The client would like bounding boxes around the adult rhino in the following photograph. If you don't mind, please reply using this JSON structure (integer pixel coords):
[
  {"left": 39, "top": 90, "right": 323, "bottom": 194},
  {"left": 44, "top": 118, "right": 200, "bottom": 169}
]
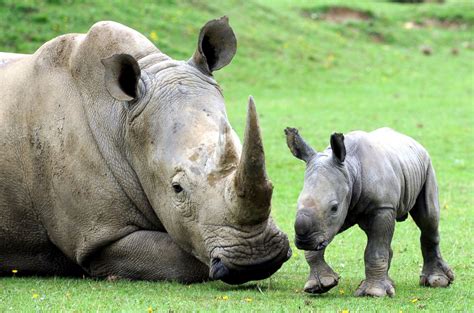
[{"left": 0, "top": 17, "right": 291, "bottom": 284}]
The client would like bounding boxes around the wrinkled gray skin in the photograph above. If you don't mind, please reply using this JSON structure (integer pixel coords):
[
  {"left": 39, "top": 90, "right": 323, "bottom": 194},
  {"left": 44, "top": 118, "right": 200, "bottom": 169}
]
[
  {"left": 285, "top": 127, "right": 454, "bottom": 297},
  {"left": 0, "top": 18, "right": 291, "bottom": 285}
]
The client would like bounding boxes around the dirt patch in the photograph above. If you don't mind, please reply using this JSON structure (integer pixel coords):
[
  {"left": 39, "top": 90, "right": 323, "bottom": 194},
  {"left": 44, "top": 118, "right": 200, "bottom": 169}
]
[
  {"left": 302, "top": 6, "right": 374, "bottom": 23},
  {"left": 404, "top": 18, "right": 468, "bottom": 30},
  {"left": 369, "top": 31, "right": 385, "bottom": 43}
]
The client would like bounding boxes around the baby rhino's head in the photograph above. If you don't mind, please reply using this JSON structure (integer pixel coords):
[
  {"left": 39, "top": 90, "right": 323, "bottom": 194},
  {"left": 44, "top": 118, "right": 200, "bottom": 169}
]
[{"left": 285, "top": 128, "right": 351, "bottom": 251}]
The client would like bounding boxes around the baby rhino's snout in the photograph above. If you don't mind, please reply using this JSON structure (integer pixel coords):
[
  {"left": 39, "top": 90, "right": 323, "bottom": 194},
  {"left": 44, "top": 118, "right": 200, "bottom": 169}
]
[
  {"left": 295, "top": 209, "right": 316, "bottom": 249},
  {"left": 295, "top": 208, "right": 329, "bottom": 251},
  {"left": 295, "top": 209, "right": 314, "bottom": 236}
]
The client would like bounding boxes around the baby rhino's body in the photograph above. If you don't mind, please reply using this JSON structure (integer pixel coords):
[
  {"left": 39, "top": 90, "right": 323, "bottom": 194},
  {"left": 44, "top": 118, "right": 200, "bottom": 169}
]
[
  {"left": 339, "top": 128, "right": 429, "bottom": 220},
  {"left": 285, "top": 127, "right": 454, "bottom": 297}
]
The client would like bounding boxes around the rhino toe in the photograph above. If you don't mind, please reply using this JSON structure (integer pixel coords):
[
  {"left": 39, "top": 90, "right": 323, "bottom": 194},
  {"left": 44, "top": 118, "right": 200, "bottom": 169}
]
[
  {"left": 303, "top": 274, "right": 339, "bottom": 294},
  {"left": 420, "top": 260, "right": 454, "bottom": 288},
  {"left": 420, "top": 272, "right": 454, "bottom": 288},
  {"left": 355, "top": 278, "right": 395, "bottom": 297}
]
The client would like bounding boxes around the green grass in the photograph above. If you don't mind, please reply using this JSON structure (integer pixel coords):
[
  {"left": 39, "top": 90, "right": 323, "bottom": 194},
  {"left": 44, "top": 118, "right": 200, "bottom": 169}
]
[{"left": 1, "top": 0, "right": 473, "bottom": 311}]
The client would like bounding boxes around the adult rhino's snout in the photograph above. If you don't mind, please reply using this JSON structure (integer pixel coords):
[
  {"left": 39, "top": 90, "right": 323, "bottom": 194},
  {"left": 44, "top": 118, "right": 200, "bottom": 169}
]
[
  {"left": 210, "top": 258, "right": 230, "bottom": 281},
  {"left": 210, "top": 244, "right": 292, "bottom": 285},
  {"left": 232, "top": 97, "right": 273, "bottom": 225}
]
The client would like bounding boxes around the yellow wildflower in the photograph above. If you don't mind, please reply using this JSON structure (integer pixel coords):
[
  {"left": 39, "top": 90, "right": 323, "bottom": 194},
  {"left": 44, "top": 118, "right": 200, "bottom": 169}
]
[
  {"left": 244, "top": 297, "right": 253, "bottom": 302},
  {"left": 339, "top": 289, "right": 345, "bottom": 295},
  {"left": 150, "top": 31, "right": 158, "bottom": 42},
  {"left": 411, "top": 298, "right": 419, "bottom": 303},
  {"left": 341, "top": 309, "right": 349, "bottom": 313},
  {"left": 147, "top": 307, "right": 153, "bottom": 313},
  {"left": 222, "top": 295, "right": 229, "bottom": 300},
  {"left": 324, "top": 53, "right": 336, "bottom": 69},
  {"left": 32, "top": 293, "right": 39, "bottom": 299},
  {"left": 12, "top": 269, "right": 18, "bottom": 274}
]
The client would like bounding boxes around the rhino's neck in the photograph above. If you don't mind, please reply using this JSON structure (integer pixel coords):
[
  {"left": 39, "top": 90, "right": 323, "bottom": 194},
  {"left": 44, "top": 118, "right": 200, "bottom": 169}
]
[
  {"left": 345, "top": 154, "right": 362, "bottom": 213},
  {"left": 80, "top": 83, "right": 164, "bottom": 230}
]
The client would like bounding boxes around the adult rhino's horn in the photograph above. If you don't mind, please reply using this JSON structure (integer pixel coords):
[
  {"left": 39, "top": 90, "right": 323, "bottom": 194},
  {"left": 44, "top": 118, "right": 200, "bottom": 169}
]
[{"left": 233, "top": 96, "right": 273, "bottom": 224}]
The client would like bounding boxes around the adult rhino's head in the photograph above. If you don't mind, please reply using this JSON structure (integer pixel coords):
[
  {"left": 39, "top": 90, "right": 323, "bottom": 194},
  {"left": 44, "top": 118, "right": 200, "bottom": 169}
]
[
  {"left": 285, "top": 128, "right": 351, "bottom": 251},
  {"left": 99, "top": 17, "right": 290, "bottom": 284}
]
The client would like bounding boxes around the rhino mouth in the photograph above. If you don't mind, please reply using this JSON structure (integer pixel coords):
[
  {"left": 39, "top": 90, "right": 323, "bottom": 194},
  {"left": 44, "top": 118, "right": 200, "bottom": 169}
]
[
  {"left": 295, "top": 233, "right": 329, "bottom": 251},
  {"left": 209, "top": 245, "right": 292, "bottom": 285}
]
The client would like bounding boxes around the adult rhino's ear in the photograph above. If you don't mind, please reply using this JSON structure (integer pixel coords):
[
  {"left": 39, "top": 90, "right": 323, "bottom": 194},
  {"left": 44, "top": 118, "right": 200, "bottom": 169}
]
[
  {"left": 189, "top": 16, "right": 237, "bottom": 75},
  {"left": 101, "top": 54, "right": 141, "bottom": 101},
  {"left": 330, "top": 132, "right": 346, "bottom": 163},
  {"left": 285, "top": 127, "right": 316, "bottom": 163}
]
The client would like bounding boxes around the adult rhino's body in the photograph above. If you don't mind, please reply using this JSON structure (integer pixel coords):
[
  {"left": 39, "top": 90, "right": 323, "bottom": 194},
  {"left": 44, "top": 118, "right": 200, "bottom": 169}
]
[{"left": 0, "top": 18, "right": 290, "bottom": 284}]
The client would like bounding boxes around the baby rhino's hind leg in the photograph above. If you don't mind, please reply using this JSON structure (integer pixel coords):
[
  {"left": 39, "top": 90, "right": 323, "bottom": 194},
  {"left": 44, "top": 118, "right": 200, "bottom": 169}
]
[{"left": 410, "top": 165, "right": 454, "bottom": 288}]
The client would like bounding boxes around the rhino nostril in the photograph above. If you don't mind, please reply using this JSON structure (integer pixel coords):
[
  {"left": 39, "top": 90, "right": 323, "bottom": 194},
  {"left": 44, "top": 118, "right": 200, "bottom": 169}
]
[
  {"left": 210, "top": 258, "right": 229, "bottom": 280},
  {"left": 315, "top": 240, "right": 329, "bottom": 251}
]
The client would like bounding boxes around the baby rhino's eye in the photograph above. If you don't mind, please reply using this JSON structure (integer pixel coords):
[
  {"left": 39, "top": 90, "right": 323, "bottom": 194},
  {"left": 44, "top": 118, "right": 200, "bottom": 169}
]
[{"left": 330, "top": 204, "right": 338, "bottom": 213}]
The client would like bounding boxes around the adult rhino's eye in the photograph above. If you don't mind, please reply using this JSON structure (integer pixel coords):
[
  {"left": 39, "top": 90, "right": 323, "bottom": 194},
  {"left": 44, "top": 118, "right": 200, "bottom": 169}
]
[
  {"left": 330, "top": 204, "right": 338, "bottom": 214},
  {"left": 172, "top": 183, "right": 183, "bottom": 194}
]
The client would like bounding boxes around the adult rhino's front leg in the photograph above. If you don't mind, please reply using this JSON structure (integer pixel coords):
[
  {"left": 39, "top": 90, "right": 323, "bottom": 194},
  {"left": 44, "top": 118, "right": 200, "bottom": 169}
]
[
  {"left": 303, "top": 249, "right": 339, "bottom": 294},
  {"left": 356, "top": 209, "right": 396, "bottom": 297},
  {"left": 86, "top": 231, "right": 209, "bottom": 283}
]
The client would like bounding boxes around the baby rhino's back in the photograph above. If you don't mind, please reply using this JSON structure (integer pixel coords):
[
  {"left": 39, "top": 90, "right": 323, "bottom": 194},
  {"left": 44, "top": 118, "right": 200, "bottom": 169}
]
[{"left": 348, "top": 128, "right": 431, "bottom": 216}]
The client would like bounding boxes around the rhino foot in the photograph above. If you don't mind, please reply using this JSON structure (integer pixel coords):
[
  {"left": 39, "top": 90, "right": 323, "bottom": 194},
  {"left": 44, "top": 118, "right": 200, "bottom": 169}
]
[
  {"left": 304, "top": 270, "right": 339, "bottom": 294},
  {"left": 355, "top": 278, "right": 395, "bottom": 297},
  {"left": 420, "top": 259, "right": 454, "bottom": 288}
]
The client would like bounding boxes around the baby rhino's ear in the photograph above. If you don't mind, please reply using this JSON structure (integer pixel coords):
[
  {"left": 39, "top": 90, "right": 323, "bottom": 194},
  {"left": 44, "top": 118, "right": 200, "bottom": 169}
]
[
  {"left": 330, "top": 132, "right": 346, "bottom": 163},
  {"left": 284, "top": 127, "right": 316, "bottom": 163}
]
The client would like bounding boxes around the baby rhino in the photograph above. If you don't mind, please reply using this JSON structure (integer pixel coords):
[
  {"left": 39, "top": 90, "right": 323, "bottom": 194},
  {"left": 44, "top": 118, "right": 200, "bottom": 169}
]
[{"left": 285, "top": 127, "right": 454, "bottom": 297}]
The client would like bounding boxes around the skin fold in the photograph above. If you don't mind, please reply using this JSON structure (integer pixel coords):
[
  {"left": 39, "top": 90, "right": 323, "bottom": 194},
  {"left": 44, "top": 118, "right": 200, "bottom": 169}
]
[
  {"left": 286, "top": 127, "right": 454, "bottom": 297},
  {"left": 0, "top": 18, "right": 291, "bottom": 285}
]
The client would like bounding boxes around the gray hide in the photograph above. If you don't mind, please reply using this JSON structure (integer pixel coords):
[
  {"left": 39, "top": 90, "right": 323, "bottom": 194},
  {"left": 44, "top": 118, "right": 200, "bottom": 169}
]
[
  {"left": 0, "top": 18, "right": 291, "bottom": 285},
  {"left": 286, "top": 127, "right": 454, "bottom": 297}
]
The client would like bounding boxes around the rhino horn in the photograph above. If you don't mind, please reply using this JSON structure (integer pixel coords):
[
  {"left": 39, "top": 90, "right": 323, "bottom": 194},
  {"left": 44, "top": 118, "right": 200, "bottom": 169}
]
[
  {"left": 233, "top": 96, "right": 273, "bottom": 224},
  {"left": 215, "top": 118, "right": 239, "bottom": 171}
]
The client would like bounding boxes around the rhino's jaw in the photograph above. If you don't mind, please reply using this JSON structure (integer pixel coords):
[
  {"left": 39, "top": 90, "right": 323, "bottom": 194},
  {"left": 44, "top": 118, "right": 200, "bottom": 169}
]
[
  {"left": 295, "top": 232, "right": 330, "bottom": 251},
  {"left": 206, "top": 221, "right": 291, "bottom": 284},
  {"left": 209, "top": 244, "right": 292, "bottom": 285}
]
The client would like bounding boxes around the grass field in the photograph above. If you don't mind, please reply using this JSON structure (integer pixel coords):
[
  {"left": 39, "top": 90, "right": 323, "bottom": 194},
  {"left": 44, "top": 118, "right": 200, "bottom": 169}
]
[{"left": 1, "top": 0, "right": 473, "bottom": 311}]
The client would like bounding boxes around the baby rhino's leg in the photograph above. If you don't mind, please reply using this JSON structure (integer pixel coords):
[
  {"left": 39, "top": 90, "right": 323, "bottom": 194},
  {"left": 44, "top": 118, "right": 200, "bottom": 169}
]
[
  {"left": 356, "top": 208, "right": 396, "bottom": 297},
  {"left": 410, "top": 165, "right": 454, "bottom": 287},
  {"left": 303, "top": 249, "right": 339, "bottom": 294}
]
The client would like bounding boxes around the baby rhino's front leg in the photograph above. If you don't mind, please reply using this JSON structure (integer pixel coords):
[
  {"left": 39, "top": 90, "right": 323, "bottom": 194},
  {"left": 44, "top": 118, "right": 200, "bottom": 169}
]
[
  {"left": 304, "top": 249, "right": 339, "bottom": 294},
  {"left": 356, "top": 209, "right": 396, "bottom": 297}
]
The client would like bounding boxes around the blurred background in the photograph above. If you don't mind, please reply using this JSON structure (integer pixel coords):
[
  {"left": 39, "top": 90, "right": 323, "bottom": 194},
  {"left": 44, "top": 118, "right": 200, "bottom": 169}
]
[{"left": 0, "top": 0, "right": 472, "bottom": 311}]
